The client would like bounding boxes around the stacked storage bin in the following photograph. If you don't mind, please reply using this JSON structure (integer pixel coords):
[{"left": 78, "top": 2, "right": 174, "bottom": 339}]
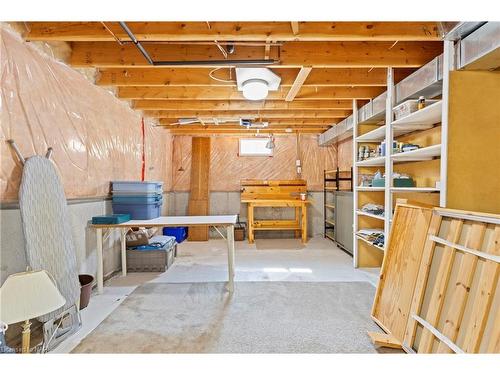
[{"left": 111, "top": 181, "right": 163, "bottom": 220}]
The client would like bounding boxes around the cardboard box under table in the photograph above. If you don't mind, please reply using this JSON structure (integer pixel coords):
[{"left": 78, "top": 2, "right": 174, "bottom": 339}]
[{"left": 240, "top": 179, "right": 310, "bottom": 244}]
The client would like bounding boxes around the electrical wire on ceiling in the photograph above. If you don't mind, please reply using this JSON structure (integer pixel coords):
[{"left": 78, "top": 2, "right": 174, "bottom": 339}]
[
  {"left": 209, "top": 67, "right": 236, "bottom": 83},
  {"left": 101, "top": 22, "right": 123, "bottom": 45}
]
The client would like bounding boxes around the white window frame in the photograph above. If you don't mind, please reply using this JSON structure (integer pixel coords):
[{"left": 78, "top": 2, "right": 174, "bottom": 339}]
[{"left": 238, "top": 138, "right": 273, "bottom": 157}]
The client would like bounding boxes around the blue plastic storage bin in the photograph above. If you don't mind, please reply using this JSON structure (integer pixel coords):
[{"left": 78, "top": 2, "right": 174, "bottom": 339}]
[
  {"left": 163, "top": 227, "right": 188, "bottom": 243},
  {"left": 112, "top": 194, "right": 162, "bottom": 204},
  {"left": 112, "top": 202, "right": 162, "bottom": 220},
  {"left": 112, "top": 181, "right": 163, "bottom": 194}
]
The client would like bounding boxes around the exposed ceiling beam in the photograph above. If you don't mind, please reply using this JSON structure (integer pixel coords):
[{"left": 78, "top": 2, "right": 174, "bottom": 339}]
[
  {"left": 118, "top": 86, "right": 385, "bottom": 100},
  {"left": 141, "top": 110, "right": 351, "bottom": 119},
  {"left": 97, "top": 67, "right": 415, "bottom": 87},
  {"left": 285, "top": 67, "right": 312, "bottom": 101},
  {"left": 26, "top": 22, "right": 441, "bottom": 42},
  {"left": 70, "top": 41, "right": 443, "bottom": 68},
  {"left": 162, "top": 128, "right": 327, "bottom": 135},
  {"left": 158, "top": 119, "right": 334, "bottom": 126},
  {"left": 132, "top": 100, "right": 361, "bottom": 111}
]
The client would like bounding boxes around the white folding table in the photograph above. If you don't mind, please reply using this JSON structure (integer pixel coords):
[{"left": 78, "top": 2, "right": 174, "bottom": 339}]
[{"left": 91, "top": 215, "right": 237, "bottom": 294}]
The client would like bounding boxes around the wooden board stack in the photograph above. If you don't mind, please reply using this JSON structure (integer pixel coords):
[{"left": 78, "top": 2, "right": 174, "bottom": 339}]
[{"left": 370, "top": 206, "right": 500, "bottom": 353}]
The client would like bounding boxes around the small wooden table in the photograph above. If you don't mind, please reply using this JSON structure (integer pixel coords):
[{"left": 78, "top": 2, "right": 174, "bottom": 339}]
[
  {"left": 91, "top": 215, "right": 237, "bottom": 294},
  {"left": 241, "top": 198, "right": 310, "bottom": 244}
]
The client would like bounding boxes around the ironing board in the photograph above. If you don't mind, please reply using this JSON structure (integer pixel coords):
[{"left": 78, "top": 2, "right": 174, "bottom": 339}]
[{"left": 19, "top": 155, "right": 80, "bottom": 322}]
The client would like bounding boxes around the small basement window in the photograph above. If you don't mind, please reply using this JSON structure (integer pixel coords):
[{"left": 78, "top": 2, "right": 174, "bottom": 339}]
[{"left": 239, "top": 138, "right": 273, "bottom": 157}]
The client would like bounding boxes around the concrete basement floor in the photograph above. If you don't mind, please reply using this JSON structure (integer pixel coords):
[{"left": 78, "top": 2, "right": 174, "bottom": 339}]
[{"left": 53, "top": 236, "right": 380, "bottom": 353}]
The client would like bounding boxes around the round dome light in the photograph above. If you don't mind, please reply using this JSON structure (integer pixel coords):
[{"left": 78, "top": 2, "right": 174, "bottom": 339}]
[{"left": 242, "top": 79, "right": 269, "bottom": 101}]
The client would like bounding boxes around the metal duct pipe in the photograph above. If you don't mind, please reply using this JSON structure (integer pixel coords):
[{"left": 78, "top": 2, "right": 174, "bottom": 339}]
[
  {"left": 153, "top": 59, "right": 277, "bottom": 66},
  {"left": 119, "top": 21, "right": 154, "bottom": 65},
  {"left": 118, "top": 21, "right": 278, "bottom": 67}
]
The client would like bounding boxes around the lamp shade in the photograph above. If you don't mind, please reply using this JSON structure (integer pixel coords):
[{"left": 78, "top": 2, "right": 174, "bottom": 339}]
[{"left": 0, "top": 270, "right": 65, "bottom": 324}]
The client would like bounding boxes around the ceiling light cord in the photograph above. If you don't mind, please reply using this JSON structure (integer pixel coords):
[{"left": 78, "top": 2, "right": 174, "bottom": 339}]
[{"left": 209, "top": 67, "right": 236, "bottom": 83}]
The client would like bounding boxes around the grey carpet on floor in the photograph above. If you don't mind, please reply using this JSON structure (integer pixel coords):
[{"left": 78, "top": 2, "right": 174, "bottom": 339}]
[{"left": 73, "top": 282, "right": 384, "bottom": 353}]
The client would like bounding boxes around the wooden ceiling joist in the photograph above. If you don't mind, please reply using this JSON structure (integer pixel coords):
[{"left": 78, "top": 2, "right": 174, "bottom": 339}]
[
  {"left": 163, "top": 128, "right": 326, "bottom": 135},
  {"left": 70, "top": 41, "right": 443, "bottom": 68},
  {"left": 132, "top": 99, "right": 359, "bottom": 111},
  {"left": 158, "top": 119, "right": 334, "bottom": 126},
  {"left": 118, "top": 86, "right": 385, "bottom": 100},
  {"left": 96, "top": 67, "right": 415, "bottom": 87},
  {"left": 141, "top": 110, "right": 351, "bottom": 119},
  {"left": 26, "top": 22, "right": 441, "bottom": 42},
  {"left": 285, "top": 66, "right": 312, "bottom": 101},
  {"left": 22, "top": 21, "right": 446, "bottom": 134}
]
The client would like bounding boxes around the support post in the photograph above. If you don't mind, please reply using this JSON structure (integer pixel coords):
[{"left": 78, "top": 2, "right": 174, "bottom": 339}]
[
  {"left": 384, "top": 67, "right": 395, "bottom": 250},
  {"left": 226, "top": 224, "right": 235, "bottom": 292},
  {"left": 352, "top": 98, "right": 359, "bottom": 267},
  {"left": 301, "top": 203, "right": 308, "bottom": 243},
  {"left": 294, "top": 206, "right": 300, "bottom": 238},
  {"left": 120, "top": 228, "right": 127, "bottom": 277},
  {"left": 440, "top": 39, "right": 455, "bottom": 208},
  {"left": 247, "top": 204, "right": 254, "bottom": 243},
  {"left": 96, "top": 228, "right": 104, "bottom": 294}
]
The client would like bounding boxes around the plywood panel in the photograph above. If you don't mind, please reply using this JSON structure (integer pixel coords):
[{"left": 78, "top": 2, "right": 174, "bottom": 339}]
[
  {"left": 371, "top": 204, "right": 433, "bottom": 344},
  {"left": 357, "top": 240, "right": 384, "bottom": 267},
  {"left": 171, "top": 135, "right": 336, "bottom": 192},
  {"left": 187, "top": 137, "right": 210, "bottom": 241},
  {"left": 447, "top": 71, "right": 500, "bottom": 214}
]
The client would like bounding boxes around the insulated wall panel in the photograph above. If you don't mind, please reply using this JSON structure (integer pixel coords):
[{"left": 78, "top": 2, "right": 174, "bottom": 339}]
[{"left": 0, "top": 27, "right": 172, "bottom": 201}]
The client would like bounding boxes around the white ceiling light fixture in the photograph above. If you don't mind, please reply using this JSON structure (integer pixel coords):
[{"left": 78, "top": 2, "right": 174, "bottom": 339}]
[
  {"left": 236, "top": 68, "right": 281, "bottom": 101},
  {"left": 241, "top": 79, "right": 269, "bottom": 101}
]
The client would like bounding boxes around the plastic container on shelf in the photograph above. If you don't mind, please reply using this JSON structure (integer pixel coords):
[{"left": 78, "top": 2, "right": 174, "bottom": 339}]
[
  {"left": 91, "top": 213, "right": 131, "bottom": 224},
  {"left": 393, "top": 99, "right": 439, "bottom": 120},
  {"left": 163, "top": 227, "right": 188, "bottom": 243},
  {"left": 112, "top": 194, "right": 163, "bottom": 204},
  {"left": 112, "top": 201, "right": 162, "bottom": 220},
  {"left": 111, "top": 181, "right": 163, "bottom": 194}
]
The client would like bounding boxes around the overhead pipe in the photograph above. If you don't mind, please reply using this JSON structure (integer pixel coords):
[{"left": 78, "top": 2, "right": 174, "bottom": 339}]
[
  {"left": 118, "top": 21, "right": 278, "bottom": 67},
  {"left": 119, "top": 21, "right": 154, "bottom": 65}
]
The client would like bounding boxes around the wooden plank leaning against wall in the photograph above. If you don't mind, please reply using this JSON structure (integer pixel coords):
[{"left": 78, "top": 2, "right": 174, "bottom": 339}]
[{"left": 187, "top": 137, "right": 211, "bottom": 241}]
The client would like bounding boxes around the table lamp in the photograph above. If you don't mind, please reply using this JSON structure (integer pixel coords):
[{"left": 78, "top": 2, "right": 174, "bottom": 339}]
[{"left": 0, "top": 270, "right": 65, "bottom": 353}]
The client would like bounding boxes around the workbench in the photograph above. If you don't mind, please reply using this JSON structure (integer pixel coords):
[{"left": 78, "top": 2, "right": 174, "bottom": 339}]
[
  {"left": 91, "top": 215, "right": 237, "bottom": 294},
  {"left": 241, "top": 199, "right": 310, "bottom": 243},
  {"left": 240, "top": 179, "right": 310, "bottom": 244}
]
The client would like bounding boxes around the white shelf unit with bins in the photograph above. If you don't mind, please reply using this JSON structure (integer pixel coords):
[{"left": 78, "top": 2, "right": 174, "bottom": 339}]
[{"left": 352, "top": 41, "right": 454, "bottom": 268}]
